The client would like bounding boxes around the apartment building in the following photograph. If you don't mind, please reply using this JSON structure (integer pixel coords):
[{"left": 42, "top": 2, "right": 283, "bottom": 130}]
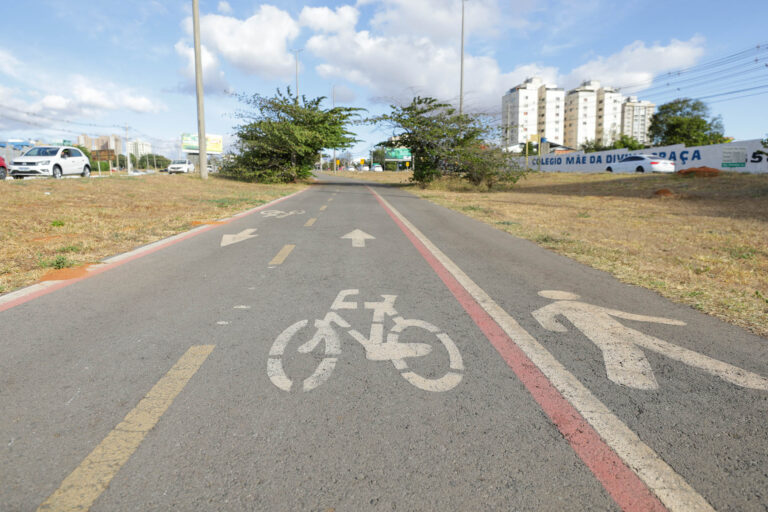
[
  {"left": 501, "top": 77, "right": 542, "bottom": 147},
  {"left": 596, "top": 87, "right": 623, "bottom": 146},
  {"left": 564, "top": 80, "right": 600, "bottom": 149},
  {"left": 537, "top": 84, "right": 565, "bottom": 145},
  {"left": 94, "top": 135, "right": 122, "bottom": 154},
  {"left": 76, "top": 134, "right": 95, "bottom": 150},
  {"left": 622, "top": 97, "right": 655, "bottom": 145},
  {"left": 127, "top": 139, "right": 152, "bottom": 158}
]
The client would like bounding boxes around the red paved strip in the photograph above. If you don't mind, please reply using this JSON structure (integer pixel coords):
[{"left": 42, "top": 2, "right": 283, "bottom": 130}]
[
  {"left": 0, "top": 190, "right": 306, "bottom": 313},
  {"left": 371, "top": 188, "right": 667, "bottom": 512}
]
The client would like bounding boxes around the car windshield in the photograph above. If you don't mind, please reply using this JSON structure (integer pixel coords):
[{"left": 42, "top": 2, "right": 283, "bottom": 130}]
[
  {"left": 24, "top": 147, "right": 59, "bottom": 157},
  {"left": 171, "top": 160, "right": 186, "bottom": 164}
]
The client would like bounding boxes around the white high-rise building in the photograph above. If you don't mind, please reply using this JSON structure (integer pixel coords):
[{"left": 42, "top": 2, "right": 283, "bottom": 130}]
[
  {"left": 127, "top": 139, "right": 152, "bottom": 158},
  {"left": 564, "top": 80, "right": 600, "bottom": 149},
  {"left": 502, "top": 77, "right": 543, "bottom": 148},
  {"left": 622, "top": 97, "right": 655, "bottom": 145},
  {"left": 537, "top": 84, "right": 565, "bottom": 145},
  {"left": 596, "top": 87, "right": 623, "bottom": 146}
]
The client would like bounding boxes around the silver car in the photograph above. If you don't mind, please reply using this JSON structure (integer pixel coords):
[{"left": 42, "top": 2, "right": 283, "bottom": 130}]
[{"left": 9, "top": 146, "right": 91, "bottom": 179}]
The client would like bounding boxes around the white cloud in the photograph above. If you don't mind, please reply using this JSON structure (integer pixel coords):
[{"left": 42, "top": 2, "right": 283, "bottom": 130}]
[
  {"left": 217, "top": 1, "right": 232, "bottom": 14},
  {"left": 182, "top": 6, "right": 300, "bottom": 79},
  {"left": 299, "top": 5, "right": 359, "bottom": 33},
  {"left": 0, "top": 48, "right": 22, "bottom": 79},
  {"left": 565, "top": 37, "right": 706, "bottom": 91},
  {"left": 174, "top": 41, "right": 230, "bottom": 95}
]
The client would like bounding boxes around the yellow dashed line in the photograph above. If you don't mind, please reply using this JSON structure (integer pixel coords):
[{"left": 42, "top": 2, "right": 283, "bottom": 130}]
[
  {"left": 319, "top": 205, "right": 327, "bottom": 211},
  {"left": 269, "top": 244, "right": 295, "bottom": 265},
  {"left": 37, "top": 345, "right": 215, "bottom": 512},
  {"left": 304, "top": 218, "right": 317, "bottom": 227}
]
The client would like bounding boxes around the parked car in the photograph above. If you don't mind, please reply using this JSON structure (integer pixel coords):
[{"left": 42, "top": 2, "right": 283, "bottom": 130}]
[
  {"left": 9, "top": 146, "right": 90, "bottom": 179},
  {"left": 606, "top": 154, "right": 675, "bottom": 173},
  {"left": 168, "top": 159, "right": 194, "bottom": 173},
  {"left": 372, "top": 164, "right": 383, "bottom": 172},
  {"left": 0, "top": 156, "right": 6, "bottom": 179}
]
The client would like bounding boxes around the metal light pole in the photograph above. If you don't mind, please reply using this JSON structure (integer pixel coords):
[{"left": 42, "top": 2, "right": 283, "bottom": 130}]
[
  {"left": 459, "top": 0, "right": 465, "bottom": 116},
  {"left": 192, "top": 0, "right": 208, "bottom": 179},
  {"left": 293, "top": 49, "right": 304, "bottom": 103}
]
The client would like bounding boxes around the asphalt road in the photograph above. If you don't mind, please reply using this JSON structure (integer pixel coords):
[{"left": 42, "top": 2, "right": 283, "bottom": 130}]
[{"left": 2, "top": 174, "right": 767, "bottom": 511}]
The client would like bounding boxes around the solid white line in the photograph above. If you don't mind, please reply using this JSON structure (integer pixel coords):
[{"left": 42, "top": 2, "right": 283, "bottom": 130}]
[{"left": 369, "top": 188, "right": 713, "bottom": 512}]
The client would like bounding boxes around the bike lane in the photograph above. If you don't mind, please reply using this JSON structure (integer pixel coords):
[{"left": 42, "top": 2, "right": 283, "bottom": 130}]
[
  {"left": 34, "top": 178, "right": 622, "bottom": 511},
  {"left": 371, "top": 179, "right": 768, "bottom": 511}
]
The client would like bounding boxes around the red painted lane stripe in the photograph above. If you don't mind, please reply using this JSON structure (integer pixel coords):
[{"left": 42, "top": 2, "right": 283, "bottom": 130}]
[
  {"left": 371, "top": 189, "right": 666, "bottom": 512},
  {"left": 0, "top": 190, "right": 306, "bottom": 313}
]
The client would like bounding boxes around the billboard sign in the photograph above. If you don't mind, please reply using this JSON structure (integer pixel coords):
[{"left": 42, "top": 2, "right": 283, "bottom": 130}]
[
  {"left": 385, "top": 148, "right": 412, "bottom": 160},
  {"left": 181, "top": 133, "right": 224, "bottom": 154}
]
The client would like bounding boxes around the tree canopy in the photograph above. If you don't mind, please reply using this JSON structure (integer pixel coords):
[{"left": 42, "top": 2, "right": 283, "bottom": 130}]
[
  {"left": 223, "top": 88, "right": 361, "bottom": 182},
  {"left": 372, "top": 96, "right": 523, "bottom": 188},
  {"left": 648, "top": 98, "right": 726, "bottom": 146}
]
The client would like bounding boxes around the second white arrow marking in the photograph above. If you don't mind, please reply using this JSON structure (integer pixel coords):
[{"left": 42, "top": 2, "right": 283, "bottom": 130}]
[
  {"left": 221, "top": 228, "right": 258, "bottom": 247},
  {"left": 341, "top": 229, "right": 375, "bottom": 248}
]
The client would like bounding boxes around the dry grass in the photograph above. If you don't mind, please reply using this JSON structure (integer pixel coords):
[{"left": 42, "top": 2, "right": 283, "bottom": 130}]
[
  {"left": 0, "top": 174, "right": 305, "bottom": 294},
  {"left": 336, "top": 170, "right": 768, "bottom": 337}
]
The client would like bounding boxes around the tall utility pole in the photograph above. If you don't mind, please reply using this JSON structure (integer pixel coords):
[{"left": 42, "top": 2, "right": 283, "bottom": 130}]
[
  {"left": 124, "top": 124, "right": 131, "bottom": 174},
  {"left": 459, "top": 0, "right": 465, "bottom": 116},
  {"left": 192, "top": 0, "right": 208, "bottom": 179},
  {"left": 332, "top": 85, "right": 337, "bottom": 172},
  {"left": 292, "top": 49, "right": 304, "bottom": 103}
]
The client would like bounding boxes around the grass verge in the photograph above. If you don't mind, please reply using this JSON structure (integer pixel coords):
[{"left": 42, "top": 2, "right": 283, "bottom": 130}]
[
  {"left": 331, "top": 170, "right": 768, "bottom": 337},
  {"left": 0, "top": 174, "right": 306, "bottom": 293}
]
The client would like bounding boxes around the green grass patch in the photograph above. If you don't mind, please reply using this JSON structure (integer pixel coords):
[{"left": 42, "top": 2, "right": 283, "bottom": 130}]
[
  {"left": 51, "top": 220, "right": 65, "bottom": 227},
  {"left": 39, "top": 255, "right": 76, "bottom": 269},
  {"left": 56, "top": 244, "right": 83, "bottom": 254},
  {"left": 725, "top": 246, "right": 758, "bottom": 260}
]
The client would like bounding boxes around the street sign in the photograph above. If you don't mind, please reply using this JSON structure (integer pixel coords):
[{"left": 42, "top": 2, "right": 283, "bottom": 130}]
[
  {"left": 385, "top": 148, "right": 412, "bottom": 161},
  {"left": 92, "top": 149, "right": 116, "bottom": 161}
]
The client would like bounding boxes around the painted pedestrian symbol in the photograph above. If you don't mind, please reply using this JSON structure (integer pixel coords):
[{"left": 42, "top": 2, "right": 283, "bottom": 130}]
[
  {"left": 267, "top": 289, "right": 464, "bottom": 393},
  {"left": 532, "top": 290, "right": 768, "bottom": 391}
]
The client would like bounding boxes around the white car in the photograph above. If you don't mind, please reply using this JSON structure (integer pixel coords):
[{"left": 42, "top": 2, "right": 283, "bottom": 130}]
[
  {"left": 9, "top": 146, "right": 90, "bottom": 179},
  {"left": 168, "top": 159, "right": 194, "bottom": 173},
  {"left": 372, "top": 164, "right": 383, "bottom": 172},
  {"left": 606, "top": 154, "right": 675, "bottom": 173}
]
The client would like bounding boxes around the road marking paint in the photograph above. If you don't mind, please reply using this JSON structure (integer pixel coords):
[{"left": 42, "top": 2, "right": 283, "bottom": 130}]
[
  {"left": 533, "top": 291, "right": 768, "bottom": 391},
  {"left": 304, "top": 218, "right": 317, "bottom": 227},
  {"left": 319, "top": 205, "right": 327, "bottom": 211},
  {"left": 369, "top": 187, "right": 712, "bottom": 512},
  {"left": 234, "top": 305, "right": 251, "bottom": 310},
  {"left": 341, "top": 229, "right": 375, "bottom": 248},
  {"left": 221, "top": 228, "right": 258, "bottom": 247},
  {"left": 0, "top": 189, "right": 307, "bottom": 313},
  {"left": 217, "top": 321, "right": 230, "bottom": 325},
  {"left": 269, "top": 244, "right": 295, "bottom": 266},
  {"left": 37, "top": 345, "right": 215, "bottom": 512},
  {"left": 327, "top": 197, "right": 334, "bottom": 202}
]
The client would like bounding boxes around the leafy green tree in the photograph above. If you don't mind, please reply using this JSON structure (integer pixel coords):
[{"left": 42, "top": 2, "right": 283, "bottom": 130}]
[
  {"left": 372, "top": 147, "right": 387, "bottom": 166},
  {"left": 611, "top": 134, "right": 644, "bottom": 150},
  {"left": 138, "top": 154, "right": 170, "bottom": 169},
  {"left": 649, "top": 98, "right": 726, "bottom": 146},
  {"left": 580, "top": 139, "right": 609, "bottom": 153},
  {"left": 372, "top": 96, "right": 521, "bottom": 187},
  {"left": 224, "top": 88, "right": 361, "bottom": 183}
]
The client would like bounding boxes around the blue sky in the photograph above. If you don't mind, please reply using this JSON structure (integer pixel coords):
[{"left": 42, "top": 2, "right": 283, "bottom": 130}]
[{"left": 0, "top": 0, "right": 766, "bottom": 158}]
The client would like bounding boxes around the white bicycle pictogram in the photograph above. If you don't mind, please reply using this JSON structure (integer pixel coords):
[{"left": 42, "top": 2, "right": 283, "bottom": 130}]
[
  {"left": 267, "top": 289, "right": 464, "bottom": 393},
  {"left": 260, "top": 209, "right": 305, "bottom": 218}
]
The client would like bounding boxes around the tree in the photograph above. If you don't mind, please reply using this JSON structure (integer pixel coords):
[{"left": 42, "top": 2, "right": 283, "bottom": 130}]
[
  {"left": 224, "top": 88, "right": 361, "bottom": 183},
  {"left": 371, "top": 96, "right": 523, "bottom": 187},
  {"left": 372, "top": 147, "right": 387, "bottom": 167},
  {"left": 138, "top": 154, "right": 170, "bottom": 169},
  {"left": 580, "top": 139, "right": 608, "bottom": 153},
  {"left": 648, "top": 98, "right": 726, "bottom": 146},
  {"left": 611, "top": 134, "right": 644, "bottom": 150}
]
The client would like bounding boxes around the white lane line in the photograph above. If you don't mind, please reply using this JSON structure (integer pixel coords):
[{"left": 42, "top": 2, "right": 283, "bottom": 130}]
[{"left": 369, "top": 187, "right": 713, "bottom": 512}]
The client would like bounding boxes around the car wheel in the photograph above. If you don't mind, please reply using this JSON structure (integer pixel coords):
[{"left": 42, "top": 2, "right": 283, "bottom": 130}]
[
  {"left": 82, "top": 165, "right": 91, "bottom": 178},
  {"left": 52, "top": 165, "right": 63, "bottom": 179},
  {"left": 635, "top": 166, "right": 645, "bottom": 173},
  {"left": 13, "top": 176, "right": 23, "bottom": 179},
  {"left": 606, "top": 166, "right": 613, "bottom": 172},
  {"left": 0, "top": 167, "right": 6, "bottom": 179}
]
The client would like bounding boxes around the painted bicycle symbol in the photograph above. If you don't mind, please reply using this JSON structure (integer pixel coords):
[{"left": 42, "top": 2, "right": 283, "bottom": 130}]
[
  {"left": 260, "top": 209, "right": 305, "bottom": 218},
  {"left": 267, "top": 289, "right": 464, "bottom": 392}
]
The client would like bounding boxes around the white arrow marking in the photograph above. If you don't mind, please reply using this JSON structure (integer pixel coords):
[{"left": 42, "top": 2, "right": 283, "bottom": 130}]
[
  {"left": 220, "top": 228, "right": 258, "bottom": 247},
  {"left": 341, "top": 229, "right": 375, "bottom": 248}
]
